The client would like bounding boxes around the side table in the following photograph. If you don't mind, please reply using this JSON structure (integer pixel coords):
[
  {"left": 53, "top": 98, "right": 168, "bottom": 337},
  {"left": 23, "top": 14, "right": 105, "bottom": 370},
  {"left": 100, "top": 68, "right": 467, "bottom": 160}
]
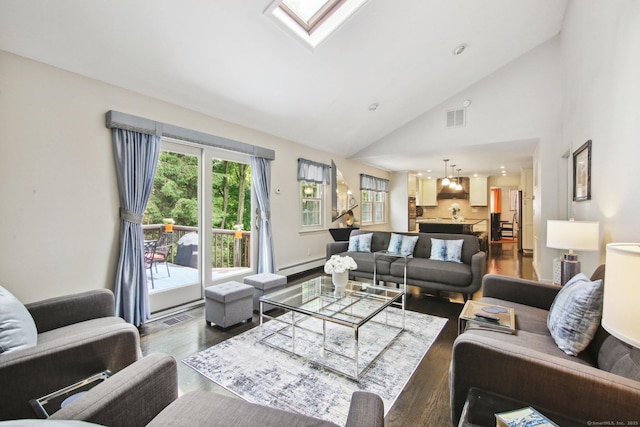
[{"left": 459, "top": 387, "right": 585, "bottom": 427}]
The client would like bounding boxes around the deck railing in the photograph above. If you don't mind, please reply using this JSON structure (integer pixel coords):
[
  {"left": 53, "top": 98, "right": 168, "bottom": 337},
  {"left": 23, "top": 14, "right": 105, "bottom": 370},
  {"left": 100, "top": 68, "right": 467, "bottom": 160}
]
[{"left": 142, "top": 224, "right": 251, "bottom": 268}]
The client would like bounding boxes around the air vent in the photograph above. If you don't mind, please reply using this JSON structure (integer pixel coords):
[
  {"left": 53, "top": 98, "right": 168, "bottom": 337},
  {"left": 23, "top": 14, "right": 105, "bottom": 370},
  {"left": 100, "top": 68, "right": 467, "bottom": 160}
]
[{"left": 446, "top": 108, "right": 466, "bottom": 128}]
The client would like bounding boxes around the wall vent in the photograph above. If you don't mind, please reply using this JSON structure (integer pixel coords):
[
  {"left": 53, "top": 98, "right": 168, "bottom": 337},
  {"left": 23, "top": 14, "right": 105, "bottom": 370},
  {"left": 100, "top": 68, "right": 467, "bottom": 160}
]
[{"left": 446, "top": 108, "right": 466, "bottom": 128}]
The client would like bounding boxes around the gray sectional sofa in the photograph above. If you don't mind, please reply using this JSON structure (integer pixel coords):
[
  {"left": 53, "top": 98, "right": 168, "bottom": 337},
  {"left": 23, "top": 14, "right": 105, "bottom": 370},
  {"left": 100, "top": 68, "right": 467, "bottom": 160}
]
[
  {"left": 326, "top": 229, "right": 486, "bottom": 300},
  {"left": 450, "top": 266, "right": 640, "bottom": 424}
]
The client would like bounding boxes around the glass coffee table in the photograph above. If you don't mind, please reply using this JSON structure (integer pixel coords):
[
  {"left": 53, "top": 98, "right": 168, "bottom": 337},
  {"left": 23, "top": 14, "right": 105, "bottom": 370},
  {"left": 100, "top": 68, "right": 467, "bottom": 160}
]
[{"left": 259, "top": 275, "right": 405, "bottom": 381}]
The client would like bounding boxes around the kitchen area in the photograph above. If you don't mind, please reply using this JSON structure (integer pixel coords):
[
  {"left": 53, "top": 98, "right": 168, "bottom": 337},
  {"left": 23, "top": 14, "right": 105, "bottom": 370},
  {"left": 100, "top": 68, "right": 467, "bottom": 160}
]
[{"left": 407, "top": 171, "right": 534, "bottom": 254}]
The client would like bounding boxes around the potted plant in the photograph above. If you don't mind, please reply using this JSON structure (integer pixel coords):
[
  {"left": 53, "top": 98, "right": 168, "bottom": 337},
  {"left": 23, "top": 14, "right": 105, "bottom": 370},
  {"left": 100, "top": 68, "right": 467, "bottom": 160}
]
[{"left": 163, "top": 218, "right": 175, "bottom": 232}]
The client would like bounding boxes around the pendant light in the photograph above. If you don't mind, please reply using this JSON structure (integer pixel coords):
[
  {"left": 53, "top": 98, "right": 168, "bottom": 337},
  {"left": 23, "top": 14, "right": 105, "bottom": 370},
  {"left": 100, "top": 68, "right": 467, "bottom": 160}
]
[
  {"left": 449, "top": 164, "right": 457, "bottom": 189},
  {"left": 442, "top": 159, "right": 450, "bottom": 187},
  {"left": 456, "top": 169, "right": 463, "bottom": 191}
]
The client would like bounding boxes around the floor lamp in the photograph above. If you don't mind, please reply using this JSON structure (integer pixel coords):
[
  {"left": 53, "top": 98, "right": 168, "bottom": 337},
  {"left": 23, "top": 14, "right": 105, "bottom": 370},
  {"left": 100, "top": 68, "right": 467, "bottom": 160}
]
[
  {"left": 603, "top": 243, "right": 640, "bottom": 348},
  {"left": 546, "top": 219, "right": 599, "bottom": 285}
]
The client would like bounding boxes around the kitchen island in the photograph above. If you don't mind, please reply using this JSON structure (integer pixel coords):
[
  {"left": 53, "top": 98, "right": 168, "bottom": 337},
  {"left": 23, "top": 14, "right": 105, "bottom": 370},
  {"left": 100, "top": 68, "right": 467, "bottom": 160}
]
[{"left": 417, "top": 218, "right": 485, "bottom": 235}]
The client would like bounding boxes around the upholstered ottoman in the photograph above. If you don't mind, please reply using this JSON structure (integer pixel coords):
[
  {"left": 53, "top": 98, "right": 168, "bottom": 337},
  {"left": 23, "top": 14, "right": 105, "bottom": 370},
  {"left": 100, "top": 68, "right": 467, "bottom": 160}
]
[
  {"left": 243, "top": 273, "right": 287, "bottom": 311},
  {"left": 204, "top": 281, "right": 253, "bottom": 328}
]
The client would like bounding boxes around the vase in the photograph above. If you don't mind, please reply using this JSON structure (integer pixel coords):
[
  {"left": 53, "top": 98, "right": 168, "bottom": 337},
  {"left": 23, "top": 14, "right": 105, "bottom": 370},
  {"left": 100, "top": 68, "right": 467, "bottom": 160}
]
[
  {"left": 332, "top": 270, "right": 349, "bottom": 295},
  {"left": 452, "top": 215, "right": 459, "bottom": 222}
]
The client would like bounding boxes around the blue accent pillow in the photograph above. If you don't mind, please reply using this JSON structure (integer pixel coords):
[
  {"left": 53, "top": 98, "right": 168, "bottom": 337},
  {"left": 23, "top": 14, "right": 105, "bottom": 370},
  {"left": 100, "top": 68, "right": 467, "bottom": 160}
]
[
  {"left": 0, "top": 286, "right": 37, "bottom": 355},
  {"left": 429, "top": 238, "right": 464, "bottom": 263},
  {"left": 547, "top": 273, "right": 604, "bottom": 356},
  {"left": 387, "top": 233, "right": 419, "bottom": 257},
  {"left": 348, "top": 233, "right": 373, "bottom": 252}
]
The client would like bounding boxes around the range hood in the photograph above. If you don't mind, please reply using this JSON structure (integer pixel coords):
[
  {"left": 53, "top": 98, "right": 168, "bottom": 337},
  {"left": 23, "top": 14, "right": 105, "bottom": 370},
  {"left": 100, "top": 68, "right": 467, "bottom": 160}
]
[{"left": 437, "top": 177, "right": 469, "bottom": 200}]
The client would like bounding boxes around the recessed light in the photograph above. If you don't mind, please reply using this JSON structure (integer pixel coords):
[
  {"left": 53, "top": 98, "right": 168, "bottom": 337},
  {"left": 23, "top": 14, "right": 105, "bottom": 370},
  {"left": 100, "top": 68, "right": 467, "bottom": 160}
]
[
  {"left": 462, "top": 99, "right": 471, "bottom": 107},
  {"left": 368, "top": 103, "right": 379, "bottom": 111},
  {"left": 453, "top": 44, "right": 467, "bottom": 55}
]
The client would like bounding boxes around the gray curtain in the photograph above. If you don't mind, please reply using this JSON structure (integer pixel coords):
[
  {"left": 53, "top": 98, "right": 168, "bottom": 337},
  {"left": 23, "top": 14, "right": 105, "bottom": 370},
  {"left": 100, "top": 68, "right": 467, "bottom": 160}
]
[
  {"left": 297, "top": 158, "right": 330, "bottom": 183},
  {"left": 112, "top": 128, "right": 161, "bottom": 326},
  {"left": 251, "top": 156, "right": 276, "bottom": 273},
  {"left": 360, "top": 173, "right": 389, "bottom": 192}
]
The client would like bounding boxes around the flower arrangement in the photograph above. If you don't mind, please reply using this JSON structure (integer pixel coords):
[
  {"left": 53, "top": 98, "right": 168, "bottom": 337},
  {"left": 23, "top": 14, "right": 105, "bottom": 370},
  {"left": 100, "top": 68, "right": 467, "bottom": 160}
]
[
  {"left": 449, "top": 203, "right": 462, "bottom": 220},
  {"left": 324, "top": 255, "right": 357, "bottom": 274},
  {"left": 163, "top": 218, "right": 175, "bottom": 225}
]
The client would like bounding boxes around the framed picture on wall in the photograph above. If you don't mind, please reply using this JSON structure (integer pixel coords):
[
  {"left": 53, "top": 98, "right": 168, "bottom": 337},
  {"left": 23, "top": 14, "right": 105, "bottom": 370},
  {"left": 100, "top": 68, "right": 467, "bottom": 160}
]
[{"left": 573, "top": 140, "right": 592, "bottom": 202}]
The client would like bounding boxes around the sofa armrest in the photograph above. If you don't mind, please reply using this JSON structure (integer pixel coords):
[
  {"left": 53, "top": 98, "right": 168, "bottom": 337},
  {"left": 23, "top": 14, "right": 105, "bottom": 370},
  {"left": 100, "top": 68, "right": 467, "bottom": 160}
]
[
  {"left": 481, "top": 274, "right": 560, "bottom": 310},
  {"left": 0, "top": 321, "right": 141, "bottom": 420},
  {"left": 26, "top": 289, "right": 116, "bottom": 333},
  {"left": 469, "top": 251, "right": 487, "bottom": 293},
  {"left": 450, "top": 332, "right": 640, "bottom": 425},
  {"left": 345, "top": 391, "right": 384, "bottom": 427},
  {"left": 326, "top": 241, "right": 349, "bottom": 260},
  {"left": 51, "top": 353, "right": 177, "bottom": 426}
]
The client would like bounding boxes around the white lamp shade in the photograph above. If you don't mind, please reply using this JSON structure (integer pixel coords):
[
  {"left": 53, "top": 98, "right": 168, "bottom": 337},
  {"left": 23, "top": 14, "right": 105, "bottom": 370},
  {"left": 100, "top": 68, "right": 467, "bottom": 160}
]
[
  {"left": 546, "top": 220, "right": 599, "bottom": 251},
  {"left": 603, "top": 243, "right": 640, "bottom": 348}
]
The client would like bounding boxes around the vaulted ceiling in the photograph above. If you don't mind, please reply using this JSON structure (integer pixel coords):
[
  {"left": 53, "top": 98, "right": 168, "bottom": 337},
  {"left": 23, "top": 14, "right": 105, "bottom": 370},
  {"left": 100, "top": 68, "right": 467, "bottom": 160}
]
[{"left": 0, "top": 0, "right": 567, "bottom": 176}]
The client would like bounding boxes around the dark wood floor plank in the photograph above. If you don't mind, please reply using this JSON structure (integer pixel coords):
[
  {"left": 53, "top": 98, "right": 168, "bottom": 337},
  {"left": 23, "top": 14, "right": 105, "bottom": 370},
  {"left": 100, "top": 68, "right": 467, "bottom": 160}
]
[{"left": 139, "top": 243, "right": 533, "bottom": 425}]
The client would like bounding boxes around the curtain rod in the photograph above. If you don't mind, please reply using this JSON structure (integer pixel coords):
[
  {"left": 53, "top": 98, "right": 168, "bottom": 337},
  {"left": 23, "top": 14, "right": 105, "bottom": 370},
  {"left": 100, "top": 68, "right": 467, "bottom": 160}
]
[{"left": 106, "top": 110, "right": 275, "bottom": 160}]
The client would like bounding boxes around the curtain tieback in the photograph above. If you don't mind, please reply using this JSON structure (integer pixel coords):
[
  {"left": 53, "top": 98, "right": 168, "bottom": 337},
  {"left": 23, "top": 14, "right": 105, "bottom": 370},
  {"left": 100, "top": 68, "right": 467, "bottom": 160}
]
[
  {"left": 260, "top": 210, "right": 270, "bottom": 220},
  {"left": 120, "top": 207, "right": 143, "bottom": 224}
]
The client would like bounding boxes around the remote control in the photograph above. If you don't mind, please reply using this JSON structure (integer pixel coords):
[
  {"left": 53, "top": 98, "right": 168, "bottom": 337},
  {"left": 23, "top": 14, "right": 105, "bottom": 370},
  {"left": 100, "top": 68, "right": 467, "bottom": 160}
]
[{"left": 475, "top": 312, "right": 500, "bottom": 322}]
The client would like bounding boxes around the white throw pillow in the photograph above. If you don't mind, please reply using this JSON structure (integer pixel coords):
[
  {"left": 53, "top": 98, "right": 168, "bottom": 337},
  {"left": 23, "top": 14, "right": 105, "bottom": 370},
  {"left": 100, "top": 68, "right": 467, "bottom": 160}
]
[
  {"left": 0, "top": 286, "right": 38, "bottom": 355},
  {"left": 429, "top": 238, "right": 464, "bottom": 263},
  {"left": 348, "top": 233, "right": 373, "bottom": 252},
  {"left": 387, "top": 233, "right": 419, "bottom": 257}
]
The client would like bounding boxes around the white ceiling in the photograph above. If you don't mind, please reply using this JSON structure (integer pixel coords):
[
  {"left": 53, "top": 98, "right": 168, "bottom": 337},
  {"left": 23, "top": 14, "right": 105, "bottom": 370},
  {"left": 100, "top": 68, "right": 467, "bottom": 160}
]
[{"left": 0, "top": 0, "right": 567, "bottom": 177}]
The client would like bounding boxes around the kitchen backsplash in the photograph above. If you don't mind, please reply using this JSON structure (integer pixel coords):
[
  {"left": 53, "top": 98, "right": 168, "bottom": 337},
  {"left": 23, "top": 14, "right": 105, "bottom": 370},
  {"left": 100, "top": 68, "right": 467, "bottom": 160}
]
[{"left": 418, "top": 199, "right": 489, "bottom": 220}]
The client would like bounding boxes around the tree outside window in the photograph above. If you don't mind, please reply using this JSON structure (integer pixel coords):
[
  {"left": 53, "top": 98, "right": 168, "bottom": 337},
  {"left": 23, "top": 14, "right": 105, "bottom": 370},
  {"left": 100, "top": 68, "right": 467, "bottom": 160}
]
[{"left": 301, "top": 181, "right": 323, "bottom": 227}]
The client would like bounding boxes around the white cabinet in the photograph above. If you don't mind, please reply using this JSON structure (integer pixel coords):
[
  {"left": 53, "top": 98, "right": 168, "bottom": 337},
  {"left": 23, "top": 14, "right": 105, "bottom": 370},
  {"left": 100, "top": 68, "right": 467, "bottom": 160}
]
[
  {"left": 408, "top": 174, "right": 417, "bottom": 197},
  {"left": 469, "top": 176, "right": 488, "bottom": 206},
  {"left": 418, "top": 178, "right": 437, "bottom": 206}
]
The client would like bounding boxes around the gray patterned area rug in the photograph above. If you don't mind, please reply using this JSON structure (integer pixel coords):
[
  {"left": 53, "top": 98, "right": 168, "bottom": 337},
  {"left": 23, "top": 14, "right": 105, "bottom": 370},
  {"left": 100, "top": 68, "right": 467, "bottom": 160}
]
[{"left": 183, "top": 307, "right": 447, "bottom": 426}]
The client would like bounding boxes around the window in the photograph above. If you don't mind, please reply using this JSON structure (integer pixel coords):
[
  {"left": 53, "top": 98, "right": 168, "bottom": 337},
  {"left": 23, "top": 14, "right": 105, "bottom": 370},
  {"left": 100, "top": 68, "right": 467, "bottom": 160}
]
[
  {"left": 301, "top": 181, "right": 323, "bottom": 227},
  {"left": 360, "top": 173, "right": 388, "bottom": 226},
  {"left": 266, "top": 0, "right": 369, "bottom": 49}
]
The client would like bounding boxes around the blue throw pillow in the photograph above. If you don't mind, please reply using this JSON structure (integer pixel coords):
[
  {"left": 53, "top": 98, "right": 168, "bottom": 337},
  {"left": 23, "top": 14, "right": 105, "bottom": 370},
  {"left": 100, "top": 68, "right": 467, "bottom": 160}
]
[
  {"left": 348, "top": 233, "right": 373, "bottom": 252},
  {"left": 547, "top": 273, "right": 604, "bottom": 356},
  {"left": 387, "top": 233, "right": 419, "bottom": 257},
  {"left": 429, "top": 238, "right": 464, "bottom": 263},
  {"left": 0, "top": 286, "right": 37, "bottom": 355}
]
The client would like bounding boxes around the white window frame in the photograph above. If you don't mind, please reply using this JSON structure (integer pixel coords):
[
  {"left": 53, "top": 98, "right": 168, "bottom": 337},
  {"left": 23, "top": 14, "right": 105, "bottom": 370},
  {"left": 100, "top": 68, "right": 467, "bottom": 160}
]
[
  {"left": 300, "top": 180, "right": 324, "bottom": 230},
  {"left": 360, "top": 189, "right": 386, "bottom": 226}
]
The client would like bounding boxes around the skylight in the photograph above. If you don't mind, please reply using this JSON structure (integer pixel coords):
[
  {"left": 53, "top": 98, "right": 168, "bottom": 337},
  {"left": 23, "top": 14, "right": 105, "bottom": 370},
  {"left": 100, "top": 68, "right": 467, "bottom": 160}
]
[
  {"left": 266, "top": 0, "right": 369, "bottom": 49},
  {"left": 279, "top": 0, "right": 345, "bottom": 34}
]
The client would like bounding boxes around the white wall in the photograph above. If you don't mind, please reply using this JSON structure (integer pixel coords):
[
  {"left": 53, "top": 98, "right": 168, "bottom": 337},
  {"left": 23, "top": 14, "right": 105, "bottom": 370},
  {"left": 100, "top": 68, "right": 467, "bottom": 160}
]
[
  {"left": 558, "top": 0, "right": 640, "bottom": 276},
  {"left": 0, "top": 50, "right": 388, "bottom": 303}
]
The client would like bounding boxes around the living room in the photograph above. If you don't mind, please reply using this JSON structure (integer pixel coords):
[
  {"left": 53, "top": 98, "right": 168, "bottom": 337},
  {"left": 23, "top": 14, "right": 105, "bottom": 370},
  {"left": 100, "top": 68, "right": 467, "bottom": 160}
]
[{"left": 1, "top": 0, "right": 639, "bottom": 425}]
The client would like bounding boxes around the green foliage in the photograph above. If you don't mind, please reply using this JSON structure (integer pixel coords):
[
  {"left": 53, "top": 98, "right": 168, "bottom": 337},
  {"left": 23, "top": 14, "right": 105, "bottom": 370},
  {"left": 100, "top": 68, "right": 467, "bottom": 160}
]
[{"left": 145, "top": 151, "right": 251, "bottom": 231}]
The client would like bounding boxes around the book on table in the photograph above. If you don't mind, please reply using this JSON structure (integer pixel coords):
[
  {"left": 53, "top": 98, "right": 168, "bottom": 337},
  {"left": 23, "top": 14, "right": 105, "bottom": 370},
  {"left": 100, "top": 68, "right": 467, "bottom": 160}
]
[{"left": 495, "top": 406, "right": 560, "bottom": 427}]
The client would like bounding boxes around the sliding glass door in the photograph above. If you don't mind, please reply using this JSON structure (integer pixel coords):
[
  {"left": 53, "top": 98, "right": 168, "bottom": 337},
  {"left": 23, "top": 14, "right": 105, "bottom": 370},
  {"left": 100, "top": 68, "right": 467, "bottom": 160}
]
[{"left": 145, "top": 140, "right": 252, "bottom": 314}]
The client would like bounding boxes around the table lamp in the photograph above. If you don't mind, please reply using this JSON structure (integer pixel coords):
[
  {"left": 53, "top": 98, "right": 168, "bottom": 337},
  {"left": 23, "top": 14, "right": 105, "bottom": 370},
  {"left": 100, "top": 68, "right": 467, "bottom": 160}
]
[
  {"left": 603, "top": 243, "right": 640, "bottom": 348},
  {"left": 546, "top": 219, "right": 599, "bottom": 285}
]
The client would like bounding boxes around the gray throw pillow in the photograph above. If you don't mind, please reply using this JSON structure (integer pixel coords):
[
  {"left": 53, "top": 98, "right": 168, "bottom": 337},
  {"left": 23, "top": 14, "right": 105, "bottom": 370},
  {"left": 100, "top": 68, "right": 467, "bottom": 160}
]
[
  {"left": 547, "top": 273, "right": 604, "bottom": 356},
  {"left": 0, "top": 285, "right": 38, "bottom": 355}
]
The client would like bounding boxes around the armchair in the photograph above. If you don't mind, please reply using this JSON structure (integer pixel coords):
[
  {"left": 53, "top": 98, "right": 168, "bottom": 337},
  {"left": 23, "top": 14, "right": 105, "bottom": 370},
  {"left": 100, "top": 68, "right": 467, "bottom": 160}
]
[
  {"left": 0, "top": 289, "right": 141, "bottom": 420},
  {"left": 50, "top": 353, "right": 385, "bottom": 427}
]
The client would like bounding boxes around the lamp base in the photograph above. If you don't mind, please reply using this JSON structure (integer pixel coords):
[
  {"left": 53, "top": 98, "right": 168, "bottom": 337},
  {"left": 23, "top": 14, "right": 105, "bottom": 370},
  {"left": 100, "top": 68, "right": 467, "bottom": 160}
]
[{"left": 560, "top": 254, "right": 580, "bottom": 286}]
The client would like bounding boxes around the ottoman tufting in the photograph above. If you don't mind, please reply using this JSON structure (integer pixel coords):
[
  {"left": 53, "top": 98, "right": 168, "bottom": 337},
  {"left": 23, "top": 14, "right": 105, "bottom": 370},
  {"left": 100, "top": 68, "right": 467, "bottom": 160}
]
[{"left": 205, "top": 281, "right": 253, "bottom": 328}]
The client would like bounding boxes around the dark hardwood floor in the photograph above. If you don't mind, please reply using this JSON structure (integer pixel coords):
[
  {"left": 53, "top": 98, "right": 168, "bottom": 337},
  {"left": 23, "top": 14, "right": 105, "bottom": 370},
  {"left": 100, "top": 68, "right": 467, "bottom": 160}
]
[{"left": 139, "top": 241, "right": 534, "bottom": 426}]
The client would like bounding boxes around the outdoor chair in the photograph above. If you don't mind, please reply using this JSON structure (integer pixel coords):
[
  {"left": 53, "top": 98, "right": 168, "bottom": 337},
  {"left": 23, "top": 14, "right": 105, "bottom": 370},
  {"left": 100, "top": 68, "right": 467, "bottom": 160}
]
[{"left": 145, "top": 233, "right": 173, "bottom": 288}]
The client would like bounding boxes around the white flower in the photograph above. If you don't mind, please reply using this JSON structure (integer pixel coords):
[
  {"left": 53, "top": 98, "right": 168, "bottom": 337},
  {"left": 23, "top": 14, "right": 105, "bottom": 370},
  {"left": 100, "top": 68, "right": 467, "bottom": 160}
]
[
  {"left": 449, "top": 203, "right": 461, "bottom": 216},
  {"left": 324, "top": 255, "right": 358, "bottom": 274}
]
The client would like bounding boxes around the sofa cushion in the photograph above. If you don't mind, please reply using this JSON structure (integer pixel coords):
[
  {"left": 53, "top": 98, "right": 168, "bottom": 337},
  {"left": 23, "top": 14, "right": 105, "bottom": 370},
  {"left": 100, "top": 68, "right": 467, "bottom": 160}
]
[
  {"left": 0, "top": 286, "right": 37, "bottom": 355},
  {"left": 547, "top": 273, "right": 604, "bottom": 356},
  {"left": 387, "top": 233, "right": 419, "bottom": 257},
  {"left": 429, "top": 238, "right": 463, "bottom": 263},
  {"left": 395, "top": 258, "right": 471, "bottom": 286},
  {"left": 348, "top": 233, "right": 373, "bottom": 252},
  {"left": 598, "top": 335, "right": 640, "bottom": 381}
]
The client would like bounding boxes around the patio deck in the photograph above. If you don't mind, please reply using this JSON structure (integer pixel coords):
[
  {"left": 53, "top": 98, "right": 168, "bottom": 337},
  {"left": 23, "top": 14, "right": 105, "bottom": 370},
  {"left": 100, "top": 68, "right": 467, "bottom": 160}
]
[{"left": 147, "top": 262, "right": 251, "bottom": 292}]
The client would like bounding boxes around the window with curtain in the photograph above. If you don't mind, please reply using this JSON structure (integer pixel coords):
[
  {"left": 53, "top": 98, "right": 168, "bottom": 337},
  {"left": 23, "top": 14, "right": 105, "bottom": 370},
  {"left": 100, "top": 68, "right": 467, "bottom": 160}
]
[
  {"left": 297, "top": 158, "right": 329, "bottom": 229},
  {"left": 360, "top": 174, "right": 389, "bottom": 225}
]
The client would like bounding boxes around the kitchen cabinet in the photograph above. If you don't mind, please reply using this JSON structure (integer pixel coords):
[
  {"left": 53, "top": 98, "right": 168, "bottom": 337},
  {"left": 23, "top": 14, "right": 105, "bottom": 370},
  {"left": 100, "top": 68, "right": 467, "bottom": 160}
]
[
  {"left": 469, "top": 176, "right": 488, "bottom": 206},
  {"left": 418, "top": 178, "right": 437, "bottom": 206},
  {"left": 408, "top": 197, "right": 417, "bottom": 231}
]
